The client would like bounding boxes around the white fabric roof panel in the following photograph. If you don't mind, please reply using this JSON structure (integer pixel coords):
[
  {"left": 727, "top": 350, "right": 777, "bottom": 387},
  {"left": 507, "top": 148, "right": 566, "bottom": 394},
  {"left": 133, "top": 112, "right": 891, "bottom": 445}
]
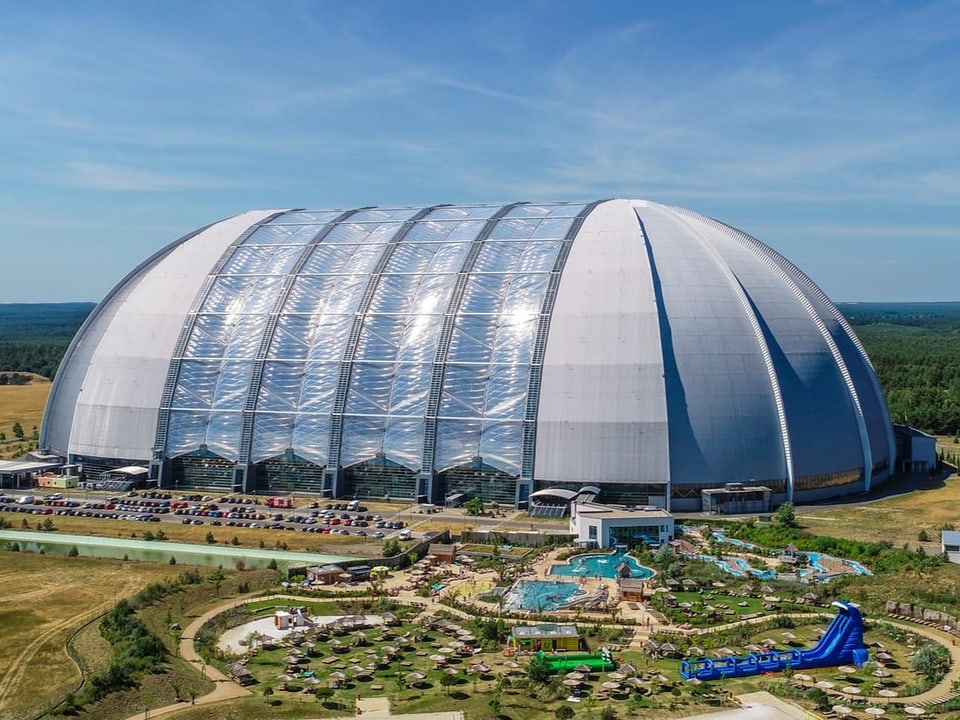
[
  {"left": 44, "top": 211, "right": 279, "bottom": 459},
  {"left": 635, "top": 204, "right": 787, "bottom": 488},
  {"left": 536, "top": 200, "right": 669, "bottom": 485}
]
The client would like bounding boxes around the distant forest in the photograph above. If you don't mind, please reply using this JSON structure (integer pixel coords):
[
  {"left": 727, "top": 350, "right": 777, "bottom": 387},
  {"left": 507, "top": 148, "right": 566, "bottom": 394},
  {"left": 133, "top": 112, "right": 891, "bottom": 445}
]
[
  {"left": 0, "top": 300, "right": 959, "bottom": 437},
  {"left": 838, "top": 302, "right": 960, "bottom": 437},
  {"left": 0, "top": 303, "right": 94, "bottom": 380}
]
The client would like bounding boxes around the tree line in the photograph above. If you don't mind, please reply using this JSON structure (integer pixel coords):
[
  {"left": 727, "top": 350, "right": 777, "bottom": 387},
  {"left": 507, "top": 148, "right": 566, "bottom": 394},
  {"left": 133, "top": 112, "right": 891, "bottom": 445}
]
[
  {"left": 0, "top": 302, "right": 93, "bottom": 379},
  {"left": 840, "top": 302, "right": 960, "bottom": 437}
]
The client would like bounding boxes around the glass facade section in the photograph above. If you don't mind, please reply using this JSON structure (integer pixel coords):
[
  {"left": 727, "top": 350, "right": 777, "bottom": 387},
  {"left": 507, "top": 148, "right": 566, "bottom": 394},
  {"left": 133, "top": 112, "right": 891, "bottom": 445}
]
[
  {"left": 438, "top": 460, "right": 518, "bottom": 507},
  {"left": 171, "top": 451, "right": 234, "bottom": 491},
  {"left": 343, "top": 457, "right": 418, "bottom": 500},
  {"left": 254, "top": 455, "right": 326, "bottom": 494},
  {"left": 162, "top": 203, "right": 585, "bottom": 495},
  {"left": 794, "top": 468, "right": 862, "bottom": 492}
]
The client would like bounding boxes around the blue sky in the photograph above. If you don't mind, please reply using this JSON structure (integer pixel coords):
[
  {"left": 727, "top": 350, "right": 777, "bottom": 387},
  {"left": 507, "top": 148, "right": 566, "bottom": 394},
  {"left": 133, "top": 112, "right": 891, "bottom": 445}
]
[{"left": 1, "top": 0, "right": 958, "bottom": 303}]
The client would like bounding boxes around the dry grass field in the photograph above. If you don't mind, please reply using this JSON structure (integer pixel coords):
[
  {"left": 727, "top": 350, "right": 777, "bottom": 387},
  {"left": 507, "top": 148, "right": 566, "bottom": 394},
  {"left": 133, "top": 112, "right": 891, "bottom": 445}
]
[
  {"left": 0, "top": 378, "right": 49, "bottom": 458},
  {"left": 0, "top": 552, "right": 185, "bottom": 720},
  {"left": 798, "top": 456, "right": 960, "bottom": 550}
]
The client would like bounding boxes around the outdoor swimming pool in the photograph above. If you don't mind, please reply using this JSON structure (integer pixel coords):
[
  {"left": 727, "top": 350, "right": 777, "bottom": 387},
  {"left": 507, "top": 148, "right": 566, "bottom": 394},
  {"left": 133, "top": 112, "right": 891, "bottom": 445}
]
[
  {"left": 502, "top": 580, "right": 582, "bottom": 611},
  {"left": 549, "top": 551, "right": 654, "bottom": 580}
]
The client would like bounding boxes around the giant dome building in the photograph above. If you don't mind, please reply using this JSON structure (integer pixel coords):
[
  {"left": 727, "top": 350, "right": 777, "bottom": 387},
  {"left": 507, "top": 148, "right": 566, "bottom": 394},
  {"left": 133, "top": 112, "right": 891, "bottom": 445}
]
[{"left": 41, "top": 200, "right": 895, "bottom": 510}]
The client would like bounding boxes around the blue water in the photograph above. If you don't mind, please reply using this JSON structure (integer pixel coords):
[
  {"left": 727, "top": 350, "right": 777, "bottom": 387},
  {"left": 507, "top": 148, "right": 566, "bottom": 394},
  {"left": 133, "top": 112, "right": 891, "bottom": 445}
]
[
  {"left": 844, "top": 560, "right": 872, "bottom": 576},
  {"left": 806, "top": 552, "right": 829, "bottom": 573},
  {"left": 677, "top": 526, "right": 874, "bottom": 581},
  {"left": 502, "top": 580, "right": 582, "bottom": 611},
  {"left": 806, "top": 552, "right": 872, "bottom": 577},
  {"left": 712, "top": 531, "right": 761, "bottom": 551},
  {"left": 689, "top": 553, "right": 776, "bottom": 580},
  {"left": 549, "top": 551, "right": 654, "bottom": 580}
]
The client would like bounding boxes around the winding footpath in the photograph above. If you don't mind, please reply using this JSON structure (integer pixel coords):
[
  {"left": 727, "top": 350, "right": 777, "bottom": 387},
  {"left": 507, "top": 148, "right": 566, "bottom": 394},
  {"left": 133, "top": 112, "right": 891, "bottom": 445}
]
[{"left": 121, "top": 600, "right": 251, "bottom": 720}]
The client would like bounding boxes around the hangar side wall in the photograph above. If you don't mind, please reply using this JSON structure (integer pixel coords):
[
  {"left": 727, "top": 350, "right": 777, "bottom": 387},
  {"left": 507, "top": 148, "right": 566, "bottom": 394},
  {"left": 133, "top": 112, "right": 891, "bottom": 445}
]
[
  {"left": 535, "top": 199, "right": 669, "bottom": 485},
  {"left": 60, "top": 211, "right": 278, "bottom": 460}
]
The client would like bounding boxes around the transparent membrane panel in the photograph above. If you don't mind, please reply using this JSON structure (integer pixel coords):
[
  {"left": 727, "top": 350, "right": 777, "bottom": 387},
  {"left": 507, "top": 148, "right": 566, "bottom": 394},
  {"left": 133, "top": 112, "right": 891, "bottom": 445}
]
[
  {"left": 251, "top": 412, "right": 297, "bottom": 463},
  {"left": 447, "top": 314, "right": 498, "bottom": 363},
  {"left": 206, "top": 410, "right": 243, "bottom": 460},
  {"left": 487, "top": 217, "right": 542, "bottom": 241},
  {"left": 203, "top": 275, "right": 270, "bottom": 314},
  {"left": 220, "top": 313, "right": 270, "bottom": 359},
  {"left": 257, "top": 361, "right": 306, "bottom": 412},
  {"left": 429, "top": 206, "right": 501, "bottom": 221},
  {"left": 296, "top": 362, "right": 340, "bottom": 413},
  {"left": 382, "top": 417, "right": 425, "bottom": 470},
  {"left": 291, "top": 413, "right": 331, "bottom": 466},
  {"left": 385, "top": 362, "right": 432, "bottom": 416},
  {"left": 460, "top": 273, "right": 512, "bottom": 314},
  {"left": 354, "top": 314, "right": 407, "bottom": 360},
  {"left": 340, "top": 416, "right": 388, "bottom": 468},
  {"left": 243, "top": 223, "right": 317, "bottom": 245},
  {"left": 173, "top": 360, "right": 223, "bottom": 408},
  {"left": 210, "top": 360, "right": 255, "bottom": 410},
  {"left": 345, "top": 362, "right": 395, "bottom": 415},
  {"left": 299, "top": 244, "right": 366, "bottom": 275},
  {"left": 220, "top": 243, "right": 303, "bottom": 276},
  {"left": 503, "top": 203, "right": 585, "bottom": 220},
  {"left": 268, "top": 313, "right": 320, "bottom": 360},
  {"left": 439, "top": 364, "right": 490, "bottom": 416},
  {"left": 267, "top": 210, "right": 346, "bottom": 225},
  {"left": 348, "top": 207, "right": 422, "bottom": 223},
  {"left": 484, "top": 361, "right": 529, "bottom": 418},
  {"left": 478, "top": 419, "right": 523, "bottom": 474},
  {"left": 436, "top": 419, "right": 483, "bottom": 471},
  {"left": 167, "top": 410, "right": 210, "bottom": 458}
]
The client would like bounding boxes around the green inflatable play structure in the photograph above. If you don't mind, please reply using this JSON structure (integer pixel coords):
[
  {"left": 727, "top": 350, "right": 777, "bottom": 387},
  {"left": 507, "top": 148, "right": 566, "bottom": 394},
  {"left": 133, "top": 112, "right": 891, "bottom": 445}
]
[{"left": 537, "top": 648, "right": 616, "bottom": 673}]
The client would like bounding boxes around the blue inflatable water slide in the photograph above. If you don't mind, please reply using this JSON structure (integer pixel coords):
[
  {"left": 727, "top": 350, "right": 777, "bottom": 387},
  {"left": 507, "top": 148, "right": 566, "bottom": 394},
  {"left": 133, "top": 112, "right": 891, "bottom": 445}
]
[{"left": 679, "top": 600, "right": 868, "bottom": 681}]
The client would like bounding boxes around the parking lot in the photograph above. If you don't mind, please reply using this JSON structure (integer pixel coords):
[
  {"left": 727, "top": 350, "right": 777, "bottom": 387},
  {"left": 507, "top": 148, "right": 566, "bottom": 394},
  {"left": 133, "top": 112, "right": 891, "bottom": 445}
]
[{"left": 0, "top": 489, "right": 418, "bottom": 543}]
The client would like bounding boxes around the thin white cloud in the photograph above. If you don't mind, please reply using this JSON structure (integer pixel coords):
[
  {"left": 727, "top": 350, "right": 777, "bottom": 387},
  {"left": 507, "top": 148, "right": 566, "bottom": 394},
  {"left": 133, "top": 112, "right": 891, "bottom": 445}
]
[{"left": 57, "top": 161, "right": 234, "bottom": 192}]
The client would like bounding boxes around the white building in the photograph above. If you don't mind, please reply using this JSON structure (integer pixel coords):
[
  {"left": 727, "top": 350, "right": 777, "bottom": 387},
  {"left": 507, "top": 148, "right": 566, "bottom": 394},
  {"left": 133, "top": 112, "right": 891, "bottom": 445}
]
[
  {"left": 893, "top": 424, "right": 938, "bottom": 473},
  {"left": 942, "top": 530, "right": 960, "bottom": 564},
  {"left": 569, "top": 501, "right": 674, "bottom": 549}
]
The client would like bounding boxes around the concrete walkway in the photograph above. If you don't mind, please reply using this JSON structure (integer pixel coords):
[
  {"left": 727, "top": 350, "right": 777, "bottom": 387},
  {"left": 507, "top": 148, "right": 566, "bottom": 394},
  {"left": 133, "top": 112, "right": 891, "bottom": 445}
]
[
  {"left": 857, "top": 618, "right": 960, "bottom": 707},
  {"left": 356, "top": 695, "right": 463, "bottom": 720},
  {"left": 679, "top": 691, "right": 809, "bottom": 720}
]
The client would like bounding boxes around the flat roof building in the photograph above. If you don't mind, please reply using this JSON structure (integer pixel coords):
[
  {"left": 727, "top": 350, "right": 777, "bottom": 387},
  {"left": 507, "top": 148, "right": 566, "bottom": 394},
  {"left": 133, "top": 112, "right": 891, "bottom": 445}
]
[
  {"left": 570, "top": 501, "right": 674, "bottom": 549},
  {"left": 508, "top": 623, "right": 581, "bottom": 652}
]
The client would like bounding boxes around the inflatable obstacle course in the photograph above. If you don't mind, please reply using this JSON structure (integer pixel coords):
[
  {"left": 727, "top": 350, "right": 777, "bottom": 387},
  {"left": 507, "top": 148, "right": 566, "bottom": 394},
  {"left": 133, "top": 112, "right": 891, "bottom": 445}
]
[
  {"left": 679, "top": 600, "right": 868, "bottom": 681},
  {"left": 539, "top": 648, "right": 617, "bottom": 673}
]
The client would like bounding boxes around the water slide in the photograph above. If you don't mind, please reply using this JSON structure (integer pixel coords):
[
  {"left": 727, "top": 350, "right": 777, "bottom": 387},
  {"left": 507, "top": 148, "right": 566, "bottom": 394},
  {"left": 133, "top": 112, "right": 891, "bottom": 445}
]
[
  {"left": 557, "top": 585, "right": 609, "bottom": 609},
  {"left": 539, "top": 650, "right": 617, "bottom": 673},
  {"left": 679, "top": 601, "right": 867, "bottom": 681}
]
